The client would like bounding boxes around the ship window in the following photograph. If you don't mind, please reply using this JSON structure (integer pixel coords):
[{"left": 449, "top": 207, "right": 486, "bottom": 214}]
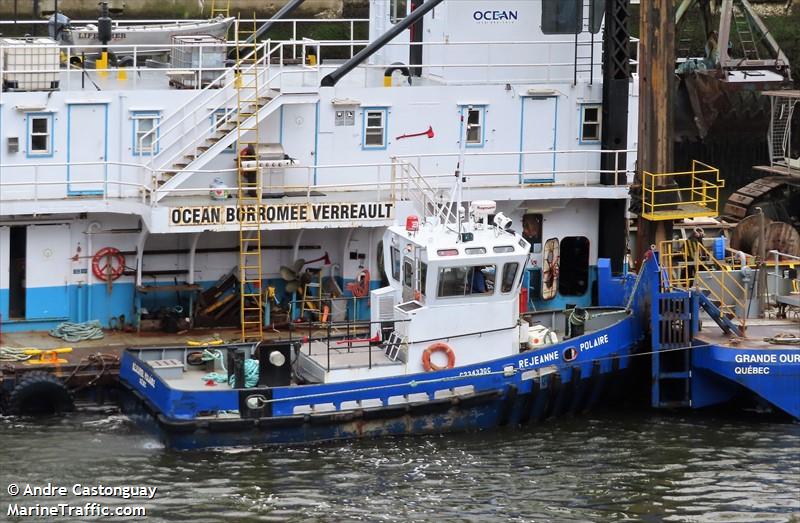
[
  {"left": 403, "top": 258, "right": 414, "bottom": 288},
  {"left": 494, "top": 246, "right": 515, "bottom": 253},
  {"left": 580, "top": 105, "right": 602, "bottom": 143},
  {"left": 419, "top": 262, "right": 427, "bottom": 296},
  {"left": 437, "top": 265, "right": 495, "bottom": 298},
  {"left": 590, "top": 0, "right": 604, "bottom": 33},
  {"left": 462, "top": 106, "right": 485, "bottom": 147},
  {"left": 132, "top": 111, "right": 161, "bottom": 156},
  {"left": 541, "top": 0, "right": 581, "bottom": 35},
  {"left": 212, "top": 109, "right": 236, "bottom": 151},
  {"left": 522, "top": 214, "right": 543, "bottom": 253},
  {"left": 27, "top": 113, "right": 53, "bottom": 157},
  {"left": 501, "top": 262, "right": 520, "bottom": 293},
  {"left": 390, "top": 0, "right": 408, "bottom": 23},
  {"left": 363, "top": 108, "right": 387, "bottom": 149},
  {"left": 391, "top": 246, "right": 401, "bottom": 281},
  {"left": 559, "top": 236, "right": 590, "bottom": 296},
  {"left": 465, "top": 247, "right": 486, "bottom": 255}
]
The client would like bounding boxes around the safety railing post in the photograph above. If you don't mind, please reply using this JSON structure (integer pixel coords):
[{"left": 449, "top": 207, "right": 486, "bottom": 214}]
[
  {"left": 327, "top": 320, "right": 332, "bottom": 372},
  {"left": 350, "top": 20, "right": 355, "bottom": 58}
]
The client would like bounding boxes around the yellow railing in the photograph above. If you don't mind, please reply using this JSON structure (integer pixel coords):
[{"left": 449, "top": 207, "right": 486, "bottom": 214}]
[
  {"left": 659, "top": 239, "right": 747, "bottom": 332},
  {"left": 642, "top": 160, "right": 724, "bottom": 221}
]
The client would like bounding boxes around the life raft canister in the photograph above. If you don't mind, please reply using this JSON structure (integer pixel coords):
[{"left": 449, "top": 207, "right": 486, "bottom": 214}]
[{"left": 422, "top": 342, "right": 456, "bottom": 372}]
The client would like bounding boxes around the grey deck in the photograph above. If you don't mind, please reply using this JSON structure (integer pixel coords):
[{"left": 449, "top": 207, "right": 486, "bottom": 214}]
[
  {"left": 163, "top": 368, "right": 231, "bottom": 391},
  {"left": 777, "top": 295, "right": 800, "bottom": 307},
  {"left": 295, "top": 340, "right": 402, "bottom": 383},
  {"left": 697, "top": 319, "right": 800, "bottom": 349}
]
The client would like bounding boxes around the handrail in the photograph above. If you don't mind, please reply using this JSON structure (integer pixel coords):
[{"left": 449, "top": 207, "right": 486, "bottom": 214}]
[
  {"left": 769, "top": 249, "right": 800, "bottom": 307},
  {"left": 144, "top": 39, "right": 302, "bottom": 185},
  {"left": 641, "top": 160, "right": 724, "bottom": 221},
  {"left": 137, "top": 39, "right": 270, "bottom": 174},
  {"left": 659, "top": 239, "right": 748, "bottom": 331}
]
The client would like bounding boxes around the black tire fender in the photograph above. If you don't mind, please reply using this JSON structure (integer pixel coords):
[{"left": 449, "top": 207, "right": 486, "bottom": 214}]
[{"left": 6, "top": 371, "right": 74, "bottom": 416}]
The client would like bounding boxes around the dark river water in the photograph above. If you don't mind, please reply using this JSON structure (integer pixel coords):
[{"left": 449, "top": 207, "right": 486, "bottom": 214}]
[{"left": 1, "top": 411, "right": 798, "bottom": 522}]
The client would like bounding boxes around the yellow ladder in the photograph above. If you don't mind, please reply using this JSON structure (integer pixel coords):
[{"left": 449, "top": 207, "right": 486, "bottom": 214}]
[
  {"left": 300, "top": 269, "right": 325, "bottom": 319},
  {"left": 236, "top": 16, "right": 264, "bottom": 342},
  {"left": 210, "top": 0, "right": 231, "bottom": 18}
]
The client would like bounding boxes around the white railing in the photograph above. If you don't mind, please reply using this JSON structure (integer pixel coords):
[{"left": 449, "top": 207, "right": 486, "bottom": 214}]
[
  {"left": 138, "top": 39, "right": 323, "bottom": 184},
  {"left": 394, "top": 149, "right": 635, "bottom": 188},
  {"left": 0, "top": 147, "right": 634, "bottom": 211},
  {"left": 0, "top": 160, "right": 152, "bottom": 203},
  {"left": 0, "top": 35, "right": 635, "bottom": 94},
  {"left": 150, "top": 149, "right": 634, "bottom": 201}
]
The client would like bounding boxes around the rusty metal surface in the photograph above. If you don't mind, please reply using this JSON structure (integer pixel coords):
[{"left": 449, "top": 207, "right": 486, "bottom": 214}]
[
  {"left": 731, "top": 213, "right": 774, "bottom": 251},
  {"left": 752, "top": 222, "right": 800, "bottom": 257},
  {"left": 722, "top": 177, "right": 786, "bottom": 222},
  {"left": 678, "top": 72, "right": 774, "bottom": 141}
]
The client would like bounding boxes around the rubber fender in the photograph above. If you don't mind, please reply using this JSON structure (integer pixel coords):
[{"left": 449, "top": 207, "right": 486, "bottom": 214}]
[{"left": 6, "top": 371, "right": 74, "bottom": 416}]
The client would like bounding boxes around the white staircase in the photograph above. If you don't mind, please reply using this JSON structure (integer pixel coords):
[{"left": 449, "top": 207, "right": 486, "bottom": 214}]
[
  {"left": 136, "top": 39, "right": 319, "bottom": 202},
  {"left": 396, "top": 161, "right": 452, "bottom": 222}
]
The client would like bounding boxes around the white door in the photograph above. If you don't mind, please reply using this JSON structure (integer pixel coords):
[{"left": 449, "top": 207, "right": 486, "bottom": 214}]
[
  {"left": 520, "top": 97, "right": 557, "bottom": 183},
  {"left": 26, "top": 224, "right": 70, "bottom": 319},
  {"left": 68, "top": 103, "right": 107, "bottom": 195}
]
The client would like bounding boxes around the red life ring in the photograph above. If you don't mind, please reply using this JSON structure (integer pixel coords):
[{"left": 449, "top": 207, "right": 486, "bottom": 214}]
[
  {"left": 92, "top": 247, "right": 126, "bottom": 281},
  {"left": 422, "top": 342, "right": 456, "bottom": 372}
]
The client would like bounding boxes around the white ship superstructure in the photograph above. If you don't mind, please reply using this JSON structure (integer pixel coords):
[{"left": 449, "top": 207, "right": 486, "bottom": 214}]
[{"left": 0, "top": 0, "right": 637, "bottom": 333}]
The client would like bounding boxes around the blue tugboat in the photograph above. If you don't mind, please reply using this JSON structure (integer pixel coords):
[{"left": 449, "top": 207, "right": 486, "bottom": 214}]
[{"left": 120, "top": 201, "right": 649, "bottom": 449}]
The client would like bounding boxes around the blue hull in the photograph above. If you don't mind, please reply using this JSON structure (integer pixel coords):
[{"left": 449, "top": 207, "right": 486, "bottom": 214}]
[
  {"left": 120, "top": 314, "right": 641, "bottom": 450},
  {"left": 691, "top": 343, "right": 800, "bottom": 419},
  {"left": 121, "top": 361, "right": 630, "bottom": 450}
]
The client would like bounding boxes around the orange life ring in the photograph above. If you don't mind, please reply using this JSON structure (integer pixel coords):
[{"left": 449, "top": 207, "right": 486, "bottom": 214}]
[
  {"left": 92, "top": 247, "right": 126, "bottom": 281},
  {"left": 422, "top": 342, "right": 456, "bottom": 372}
]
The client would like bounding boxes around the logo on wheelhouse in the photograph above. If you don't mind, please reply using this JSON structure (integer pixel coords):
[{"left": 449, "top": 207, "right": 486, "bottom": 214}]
[{"left": 472, "top": 10, "right": 519, "bottom": 23}]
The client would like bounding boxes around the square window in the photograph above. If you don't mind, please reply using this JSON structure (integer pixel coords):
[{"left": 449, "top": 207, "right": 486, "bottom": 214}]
[
  {"left": 390, "top": 0, "right": 408, "bottom": 23},
  {"left": 541, "top": 0, "right": 582, "bottom": 35},
  {"left": 28, "top": 114, "right": 52, "bottom": 156},
  {"left": 363, "top": 109, "right": 387, "bottom": 149},
  {"left": 31, "top": 135, "right": 48, "bottom": 152},
  {"left": 132, "top": 112, "right": 161, "bottom": 155},
  {"left": 32, "top": 118, "right": 48, "bottom": 134},
  {"left": 212, "top": 109, "right": 236, "bottom": 151},
  {"left": 580, "top": 105, "right": 601, "bottom": 142},
  {"left": 464, "top": 107, "right": 484, "bottom": 147}
]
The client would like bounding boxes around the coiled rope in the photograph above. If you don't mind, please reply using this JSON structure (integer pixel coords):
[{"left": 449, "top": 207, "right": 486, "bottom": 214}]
[
  {"left": 49, "top": 320, "right": 104, "bottom": 343},
  {"left": 764, "top": 333, "right": 800, "bottom": 346},
  {"left": 0, "top": 347, "right": 32, "bottom": 362},
  {"left": 203, "top": 354, "right": 259, "bottom": 388}
]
